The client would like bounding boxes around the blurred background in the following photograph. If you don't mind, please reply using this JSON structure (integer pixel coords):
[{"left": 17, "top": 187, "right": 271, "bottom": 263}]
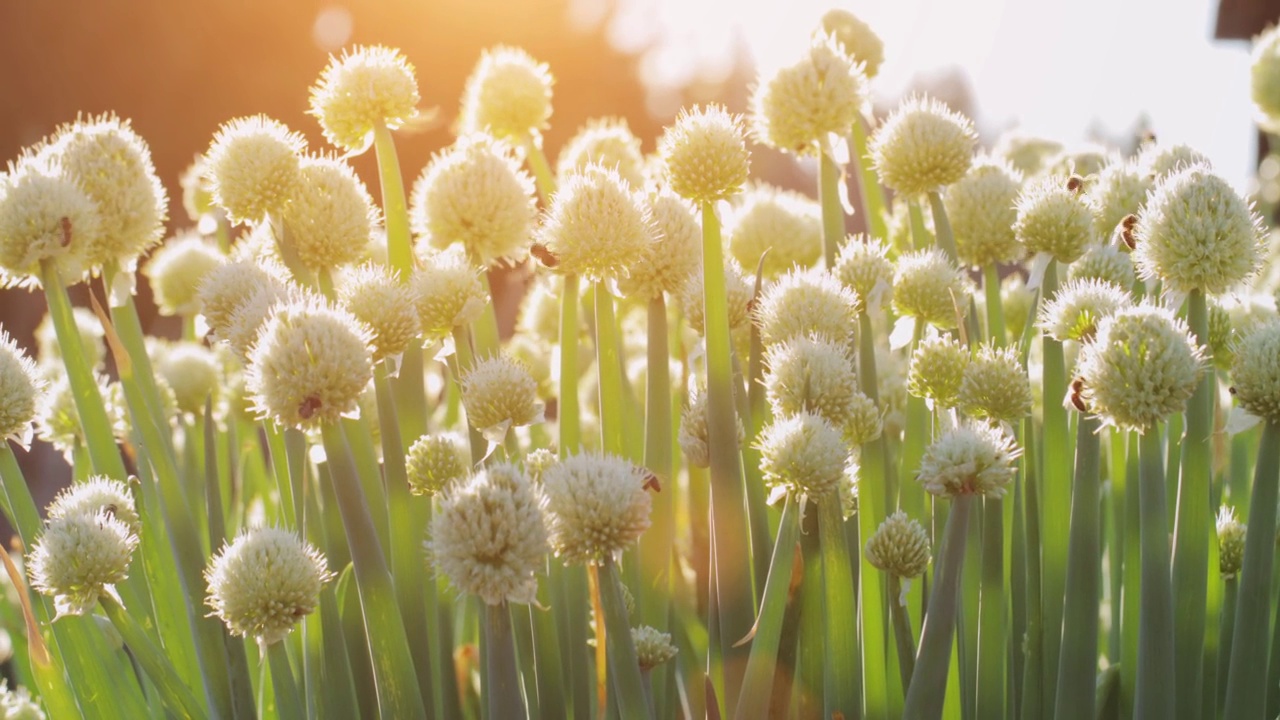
[{"left": 0, "top": 0, "right": 1272, "bottom": 501}]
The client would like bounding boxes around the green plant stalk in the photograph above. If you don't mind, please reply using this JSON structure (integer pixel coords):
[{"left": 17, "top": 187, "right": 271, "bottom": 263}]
[
  {"left": 734, "top": 494, "right": 799, "bottom": 719},
  {"left": 1107, "top": 429, "right": 1126, "bottom": 664},
  {"left": 1021, "top": 423, "right": 1044, "bottom": 720},
  {"left": 1120, "top": 432, "right": 1141, "bottom": 714},
  {"left": 1053, "top": 412, "right": 1102, "bottom": 720},
  {"left": 527, "top": 586, "right": 566, "bottom": 720},
  {"left": 560, "top": 273, "right": 582, "bottom": 457},
  {"left": 795, "top": 507, "right": 825, "bottom": 720},
  {"left": 926, "top": 191, "right": 959, "bottom": 264},
  {"left": 730, "top": 349, "right": 773, "bottom": 602},
  {"left": 521, "top": 135, "right": 557, "bottom": 204},
  {"left": 1222, "top": 420, "right": 1280, "bottom": 720},
  {"left": 373, "top": 364, "right": 439, "bottom": 716},
  {"left": 849, "top": 117, "right": 888, "bottom": 241},
  {"left": 1170, "top": 290, "right": 1213, "bottom": 720},
  {"left": 449, "top": 325, "right": 487, "bottom": 465},
  {"left": 481, "top": 601, "right": 528, "bottom": 720},
  {"left": 819, "top": 148, "right": 844, "bottom": 268},
  {"left": 267, "top": 642, "right": 304, "bottom": 720},
  {"left": 698, "top": 200, "right": 753, "bottom": 715},
  {"left": 640, "top": 295, "right": 675, "bottom": 637},
  {"left": 887, "top": 574, "right": 917, "bottom": 690},
  {"left": 372, "top": 122, "right": 413, "bottom": 278},
  {"left": 960, "top": 498, "right": 983, "bottom": 718},
  {"left": 101, "top": 594, "right": 208, "bottom": 720},
  {"left": 904, "top": 494, "right": 974, "bottom": 720},
  {"left": 984, "top": 265, "right": 1007, "bottom": 347},
  {"left": 908, "top": 200, "right": 929, "bottom": 251},
  {"left": 395, "top": 348, "right": 429, "bottom": 447},
  {"left": 1269, "top": 588, "right": 1280, "bottom": 720},
  {"left": 1010, "top": 472, "right": 1027, "bottom": 720},
  {"left": 857, "top": 311, "right": 893, "bottom": 719},
  {"left": 978, "top": 496, "right": 1006, "bottom": 720},
  {"left": 1038, "top": 261, "right": 1072, "bottom": 714},
  {"left": 818, "top": 496, "right": 858, "bottom": 718},
  {"left": 318, "top": 422, "right": 427, "bottom": 719},
  {"left": 600, "top": 559, "right": 651, "bottom": 719},
  {"left": 595, "top": 282, "right": 626, "bottom": 456},
  {"left": 1216, "top": 577, "right": 1238, "bottom": 716},
  {"left": 1135, "top": 426, "right": 1176, "bottom": 720}
]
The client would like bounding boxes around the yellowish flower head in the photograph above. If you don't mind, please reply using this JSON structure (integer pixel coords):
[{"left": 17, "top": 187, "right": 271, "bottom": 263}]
[
  {"left": 536, "top": 164, "right": 654, "bottom": 281},
  {"left": 35, "top": 306, "right": 104, "bottom": 370},
  {"left": 1088, "top": 160, "right": 1151, "bottom": 238},
  {"left": 958, "top": 343, "right": 1032, "bottom": 422},
  {"left": 1002, "top": 274, "right": 1036, "bottom": 343},
  {"left": 907, "top": 333, "right": 969, "bottom": 407},
  {"left": 1133, "top": 165, "right": 1264, "bottom": 294},
  {"left": 157, "top": 342, "right": 221, "bottom": 416},
  {"left": 1078, "top": 304, "right": 1205, "bottom": 432},
  {"left": 726, "top": 183, "right": 823, "bottom": 278},
  {"left": 820, "top": 9, "right": 885, "bottom": 78},
  {"left": 0, "top": 157, "right": 98, "bottom": 286},
  {"left": 834, "top": 235, "right": 894, "bottom": 310},
  {"left": 283, "top": 155, "right": 377, "bottom": 271},
  {"left": 764, "top": 334, "right": 860, "bottom": 432},
  {"left": 1216, "top": 506, "right": 1247, "bottom": 578},
  {"left": 751, "top": 34, "right": 867, "bottom": 155},
  {"left": 205, "top": 116, "right": 306, "bottom": 225},
  {"left": 755, "top": 268, "right": 860, "bottom": 346},
  {"left": 1137, "top": 142, "right": 1212, "bottom": 182},
  {"left": 411, "top": 245, "right": 489, "bottom": 341},
  {"left": 1209, "top": 293, "right": 1278, "bottom": 370},
  {"left": 205, "top": 527, "right": 332, "bottom": 646},
  {"left": 144, "top": 232, "right": 224, "bottom": 316},
  {"left": 917, "top": 421, "right": 1021, "bottom": 499},
  {"left": 180, "top": 155, "right": 214, "bottom": 222},
  {"left": 429, "top": 464, "right": 547, "bottom": 605},
  {"left": 309, "top": 45, "right": 419, "bottom": 153},
  {"left": 0, "top": 332, "right": 43, "bottom": 444},
  {"left": 659, "top": 105, "right": 750, "bottom": 204},
  {"left": 541, "top": 452, "right": 652, "bottom": 565},
  {"left": 460, "top": 355, "right": 543, "bottom": 437},
  {"left": 633, "top": 626, "right": 679, "bottom": 670},
  {"left": 1230, "top": 318, "right": 1280, "bottom": 423},
  {"left": 1045, "top": 146, "right": 1110, "bottom": 178},
  {"left": 893, "top": 249, "right": 970, "bottom": 329},
  {"left": 1069, "top": 243, "right": 1136, "bottom": 289},
  {"left": 406, "top": 432, "right": 471, "bottom": 497},
  {"left": 618, "top": 190, "right": 702, "bottom": 301},
  {"left": 37, "top": 113, "right": 167, "bottom": 271},
  {"left": 865, "top": 510, "right": 931, "bottom": 578},
  {"left": 945, "top": 157, "right": 1024, "bottom": 267},
  {"left": 869, "top": 95, "right": 976, "bottom": 197},
  {"left": 460, "top": 46, "right": 554, "bottom": 141},
  {"left": 556, "top": 117, "right": 645, "bottom": 187},
  {"left": 245, "top": 297, "right": 373, "bottom": 428},
  {"left": 1039, "top": 278, "right": 1133, "bottom": 343},
  {"left": 46, "top": 476, "right": 140, "bottom": 536},
  {"left": 411, "top": 135, "right": 536, "bottom": 267},
  {"left": 994, "top": 131, "right": 1063, "bottom": 177},
  {"left": 1014, "top": 175, "right": 1094, "bottom": 264},
  {"left": 678, "top": 385, "right": 744, "bottom": 468},
  {"left": 1253, "top": 26, "right": 1280, "bottom": 132},
  {"left": 337, "top": 263, "right": 419, "bottom": 361},
  {"left": 198, "top": 259, "right": 288, "bottom": 349},
  {"left": 28, "top": 510, "right": 138, "bottom": 617},
  {"left": 758, "top": 412, "right": 850, "bottom": 500},
  {"left": 679, "top": 260, "right": 755, "bottom": 335}
]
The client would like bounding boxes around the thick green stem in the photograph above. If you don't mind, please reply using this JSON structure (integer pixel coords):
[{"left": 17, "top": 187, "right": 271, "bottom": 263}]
[
  {"left": 266, "top": 642, "right": 304, "bottom": 720},
  {"left": 926, "top": 191, "right": 959, "bottom": 264},
  {"left": 903, "top": 494, "right": 974, "bottom": 720},
  {"left": 887, "top": 574, "right": 917, "bottom": 691},
  {"left": 1135, "top": 427, "right": 1176, "bottom": 720},
  {"left": 1222, "top": 421, "right": 1280, "bottom": 720},
  {"left": 978, "top": 495, "right": 1006, "bottom": 720},
  {"left": 1054, "top": 413, "right": 1102, "bottom": 720},
  {"left": 101, "top": 594, "right": 208, "bottom": 720},
  {"left": 521, "top": 135, "right": 557, "bottom": 204},
  {"left": 372, "top": 122, "right": 413, "bottom": 278},
  {"left": 818, "top": 148, "right": 844, "bottom": 268},
  {"left": 600, "top": 560, "right": 651, "bottom": 719},
  {"left": 1216, "top": 578, "right": 1238, "bottom": 716},
  {"left": 849, "top": 117, "right": 888, "bottom": 241},
  {"left": 1120, "top": 432, "right": 1141, "bottom": 714},
  {"left": 818, "top": 496, "right": 858, "bottom": 718},
  {"left": 1022, "top": 422, "right": 1044, "bottom": 720},
  {"left": 1171, "top": 289, "right": 1213, "bottom": 720},
  {"left": 595, "top": 282, "right": 626, "bottom": 456},
  {"left": 639, "top": 296, "right": 674, "bottom": 635},
  {"left": 559, "top": 273, "right": 581, "bottom": 457},
  {"left": 908, "top": 200, "right": 930, "bottom": 251},
  {"left": 734, "top": 494, "right": 800, "bottom": 719},
  {"left": 483, "top": 601, "right": 527, "bottom": 720},
  {"left": 984, "top": 265, "right": 1007, "bottom": 348},
  {"left": 857, "top": 311, "right": 893, "bottom": 719}
]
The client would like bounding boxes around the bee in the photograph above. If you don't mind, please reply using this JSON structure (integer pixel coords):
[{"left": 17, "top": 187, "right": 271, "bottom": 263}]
[
  {"left": 1119, "top": 214, "right": 1139, "bottom": 250},
  {"left": 530, "top": 243, "right": 559, "bottom": 269},
  {"left": 641, "top": 469, "right": 662, "bottom": 492},
  {"left": 59, "top": 216, "right": 73, "bottom": 247},
  {"left": 298, "top": 395, "right": 323, "bottom": 420},
  {"left": 1066, "top": 174, "right": 1085, "bottom": 193},
  {"left": 1068, "top": 376, "right": 1088, "bottom": 413}
]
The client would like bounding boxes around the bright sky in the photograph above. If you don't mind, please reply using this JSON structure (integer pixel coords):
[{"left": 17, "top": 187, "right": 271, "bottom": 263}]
[{"left": 587, "top": 0, "right": 1260, "bottom": 187}]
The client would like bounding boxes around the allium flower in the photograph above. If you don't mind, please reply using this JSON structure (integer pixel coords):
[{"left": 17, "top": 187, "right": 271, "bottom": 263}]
[
  {"left": 35, "top": 306, "right": 105, "bottom": 370},
  {"left": 0, "top": 681, "right": 44, "bottom": 720},
  {"left": 917, "top": 421, "right": 1021, "bottom": 498},
  {"left": 1045, "top": 146, "right": 1110, "bottom": 178},
  {"left": 157, "top": 343, "right": 221, "bottom": 415},
  {"left": 726, "top": 184, "right": 823, "bottom": 278},
  {"left": 46, "top": 476, "right": 140, "bottom": 536},
  {"left": 460, "top": 355, "right": 543, "bottom": 442},
  {"left": 282, "top": 155, "right": 377, "bottom": 270},
  {"left": 459, "top": 46, "right": 554, "bottom": 141},
  {"left": 677, "top": 386, "right": 744, "bottom": 468},
  {"left": 845, "top": 392, "right": 884, "bottom": 445},
  {"left": 535, "top": 164, "right": 654, "bottom": 281},
  {"left": 869, "top": 95, "right": 976, "bottom": 197},
  {"left": 1209, "top": 294, "right": 1278, "bottom": 370},
  {"left": 1133, "top": 165, "right": 1264, "bottom": 294},
  {"left": 0, "top": 332, "right": 42, "bottom": 445},
  {"left": 28, "top": 510, "right": 138, "bottom": 617},
  {"left": 308, "top": 45, "right": 420, "bottom": 153},
  {"left": 222, "top": 284, "right": 291, "bottom": 359},
  {"left": 679, "top": 260, "right": 754, "bottom": 335},
  {"left": 633, "top": 626, "right": 679, "bottom": 671},
  {"left": 1077, "top": 304, "right": 1204, "bottom": 432},
  {"left": 1039, "top": 278, "right": 1133, "bottom": 343},
  {"left": 556, "top": 118, "right": 645, "bottom": 187},
  {"left": 517, "top": 276, "right": 567, "bottom": 342},
  {"left": 959, "top": 344, "right": 1032, "bottom": 422},
  {"left": 1069, "top": 243, "right": 1135, "bottom": 289},
  {"left": 1230, "top": 319, "right": 1280, "bottom": 424},
  {"left": 406, "top": 432, "right": 471, "bottom": 496},
  {"left": 37, "top": 113, "right": 167, "bottom": 271},
  {"left": 893, "top": 249, "right": 970, "bottom": 329},
  {"left": 865, "top": 510, "right": 931, "bottom": 579},
  {"left": 337, "top": 264, "right": 419, "bottom": 361},
  {"left": 1014, "top": 175, "right": 1095, "bottom": 264},
  {"left": 945, "top": 157, "right": 1024, "bottom": 267},
  {"left": 428, "top": 464, "right": 547, "bottom": 605},
  {"left": 541, "top": 452, "right": 652, "bottom": 565},
  {"left": 994, "top": 131, "right": 1063, "bottom": 177},
  {"left": 907, "top": 333, "right": 970, "bottom": 407},
  {"left": 751, "top": 34, "right": 867, "bottom": 155},
  {"left": 411, "top": 246, "right": 489, "bottom": 341},
  {"left": 144, "top": 232, "right": 224, "bottom": 316},
  {"left": 1217, "top": 506, "right": 1247, "bottom": 579},
  {"left": 834, "top": 235, "right": 894, "bottom": 310},
  {"left": 755, "top": 268, "right": 860, "bottom": 345},
  {"left": 205, "top": 527, "right": 333, "bottom": 646},
  {"left": 1137, "top": 142, "right": 1212, "bottom": 182},
  {"left": 198, "top": 259, "right": 286, "bottom": 339},
  {"left": 1088, "top": 161, "right": 1151, "bottom": 238},
  {"left": 245, "top": 298, "right": 373, "bottom": 428},
  {"left": 180, "top": 155, "right": 214, "bottom": 222},
  {"left": 764, "top": 335, "right": 863, "bottom": 434},
  {"left": 524, "top": 448, "right": 558, "bottom": 483},
  {"left": 618, "top": 190, "right": 702, "bottom": 301},
  {"left": 0, "top": 158, "right": 99, "bottom": 285},
  {"left": 37, "top": 374, "right": 110, "bottom": 461},
  {"left": 205, "top": 116, "right": 306, "bottom": 225},
  {"left": 410, "top": 135, "right": 536, "bottom": 267},
  {"left": 758, "top": 412, "right": 850, "bottom": 501},
  {"left": 820, "top": 9, "right": 884, "bottom": 78},
  {"left": 1252, "top": 26, "right": 1280, "bottom": 132},
  {"left": 659, "top": 105, "right": 751, "bottom": 204}
]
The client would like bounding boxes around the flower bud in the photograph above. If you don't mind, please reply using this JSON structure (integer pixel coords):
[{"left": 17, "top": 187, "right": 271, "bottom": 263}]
[
  {"left": 659, "top": 105, "right": 750, "bottom": 204},
  {"left": 541, "top": 452, "right": 652, "bottom": 564},
  {"left": 726, "top": 184, "right": 822, "bottom": 278},
  {"left": 959, "top": 344, "right": 1032, "bottom": 422},
  {"left": 28, "top": 510, "right": 138, "bottom": 617},
  {"left": 755, "top": 268, "right": 859, "bottom": 346},
  {"left": 618, "top": 190, "right": 702, "bottom": 301},
  {"left": 1216, "top": 506, "right": 1247, "bottom": 579},
  {"left": 679, "top": 260, "right": 754, "bottom": 336},
  {"left": 536, "top": 165, "right": 654, "bottom": 281},
  {"left": 157, "top": 342, "right": 221, "bottom": 416},
  {"left": 865, "top": 510, "right": 931, "bottom": 578},
  {"left": 46, "top": 476, "right": 140, "bottom": 536},
  {"left": 1137, "top": 142, "right": 1211, "bottom": 182},
  {"left": 1069, "top": 243, "right": 1135, "bottom": 289},
  {"left": 758, "top": 412, "right": 850, "bottom": 500},
  {"left": 0, "top": 332, "right": 42, "bottom": 445},
  {"left": 1014, "top": 175, "right": 1094, "bottom": 264},
  {"left": 523, "top": 448, "right": 558, "bottom": 483},
  {"left": 338, "top": 263, "right": 419, "bottom": 361},
  {"left": 556, "top": 118, "right": 645, "bottom": 187},
  {"left": 918, "top": 421, "right": 1021, "bottom": 499},
  {"left": 406, "top": 432, "right": 470, "bottom": 496},
  {"left": 460, "top": 355, "right": 543, "bottom": 441},
  {"left": 945, "top": 157, "right": 1023, "bottom": 268},
  {"left": 1230, "top": 318, "right": 1280, "bottom": 424},
  {"left": 834, "top": 235, "right": 894, "bottom": 310},
  {"left": 820, "top": 9, "right": 884, "bottom": 78},
  {"left": 0, "top": 157, "right": 98, "bottom": 285},
  {"left": 283, "top": 155, "right": 377, "bottom": 271},
  {"left": 411, "top": 246, "right": 489, "bottom": 342},
  {"left": 1088, "top": 160, "right": 1151, "bottom": 239},
  {"left": 205, "top": 116, "right": 306, "bottom": 225},
  {"left": 144, "top": 232, "right": 224, "bottom": 316},
  {"left": 907, "top": 333, "right": 969, "bottom": 407},
  {"left": 764, "top": 335, "right": 863, "bottom": 436},
  {"left": 197, "top": 258, "right": 287, "bottom": 341},
  {"left": 308, "top": 45, "right": 419, "bottom": 153},
  {"left": 869, "top": 95, "right": 976, "bottom": 197},
  {"left": 893, "top": 249, "right": 970, "bottom": 329},
  {"left": 460, "top": 46, "right": 554, "bottom": 141},
  {"left": 751, "top": 35, "right": 867, "bottom": 155},
  {"left": 632, "top": 626, "right": 679, "bottom": 671},
  {"left": 1039, "top": 278, "right": 1133, "bottom": 343}
]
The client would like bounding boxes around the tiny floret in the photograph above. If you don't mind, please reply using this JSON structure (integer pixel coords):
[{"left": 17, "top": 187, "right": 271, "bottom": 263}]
[
  {"left": 283, "top": 154, "right": 378, "bottom": 271},
  {"left": 869, "top": 95, "right": 976, "bottom": 197},
  {"left": 865, "top": 510, "right": 931, "bottom": 579},
  {"left": 821, "top": 9, "right": 885, "bottom": 78},
  {"left": 460, "top": 355, "right": 543, "bottom": 441},
  {"left": 205, "top": 115, "right": 306, "bottom": 224},
  {"left": 893, "top": 249, "right": 970, "bottom": 329},
  {"left": 308, "top": 45, "right": 420, "bottom": 153},
  {"left": 556, "top": 118, "right": 646, "bottom": 187},
  {"left": 659, "top": 105, "right": 751, "bottom": 204},
  {"left": 28, "top": 510, "right": 138, "bottom": 617},
  {"left": 1014, "top": 175, "right": 1095, "bottom": 264},
  {"left": 758, "top": 412, "right": 850, "bottom": 500},
  {"left": 459, "top": 46, "right": 554, "bottom": 141},
  {"left": 907, "top": 333, "right": 970, "bottom": 407},
  {"left": 945, "top": 157, "right": 1024, "bottom": 268},
  {"left": 205, "top": 527, "right": 333, "bottom": 646},
  {"left": 0, "top": 332, "right": 42, "bottom": 444},
  {"left": 338, "top": 263, "right": 419, "bottom": 361},
  {"left": 1039, "top": 278, "right": 1133, "bottom": 343},
  {"left": 144, "top": 232, "right": 224, "bottom": 316},
  {"left": 411, "top": 246, "right": 489, "bottom": 341},
  {"left": 751, "top": 34, "right": 867, "bottom": 155},
  {"left": 541, "top": 452, "right": 652, "bottom": 565},
  {"left": 917, "top": 421, "right": 1021, "bottom": 499},
  {"left": 1229, "top": 319, "right": 1280, "bottom": 424},
  {"left": 1216, "top": 506, "right": 1247, "bottom": 579},
  {"left": 755, "top": 268, "right": 859, "bottom": 346},
  {"left": 726, "top": 184, "right": 823, "bottom": 278},
  {"left": 958, "top": 343, "right": 1032, "bottom": 422},
  {"left": 536, "top": 165, "right": 654, "bottom": 281},
  {"left": 633, "top": 626, "right": 679, "bottom": 670}
]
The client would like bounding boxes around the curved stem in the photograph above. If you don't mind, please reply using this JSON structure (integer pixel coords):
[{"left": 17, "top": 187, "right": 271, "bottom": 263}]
[{"left": 372, "top": 122, "right": 413, "bottom": 278}]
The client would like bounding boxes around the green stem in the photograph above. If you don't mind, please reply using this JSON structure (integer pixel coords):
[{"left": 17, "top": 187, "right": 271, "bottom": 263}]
[
  {"left": 1216, "top": 578, "right": 1238, "bottom": 716},
  {"left": 1054, "top": 413, "right": 1102, "bottom": 720},
  {"left": 857, "top": 311, "right": 893, "bottom": 719},
  {"left": 734, "top": 494, "right": 799, "bottom": 719},
  {"left": 849, "top": 117, "right": 889, "bottom": 241},
  {"left": 1120, "top": 432, "right": 1141, "bottom": 714},
  {"left": 984, "top": 265, "right": 1007, "bottom": 347},
  {"left": 1136, "top": 427, "right": 1176, "bottom": 720},
  {"left": 819, "top": 148, "right": 844, "bottom": 268},
  {"left": 372, "top": 122, "right": 413, "bottom": 278},
  {"left": 818, "top": 496, "right": 858, "bottom": 718},
  {"left": 101, "top": 594, "right": 208, "bottom": 720},
  {"left": 1021, "top": 422, "right": 1044, "bottom": 720},
  {"left": 267, "top": 642, "right": 304, "bottom": 720},
  {"left": 600, "top": 560, "right": 651, "bottom": 719},
  {"left": 639, "top": 296, "right": 674, "bottom": 635},
  {"left": 559, "top": 273, "right": 581, "bottom": 457},
  {"left": 908, "top": 200, "right": 930, "bottom": 251},
  {"left": 978, "top": 495, "right": 1006, "bottom": 720},
  {"left": 887, "top": 574, "right": 917, "bottom": 691},
  {"left": 483, "top": 601, "right": 527, "bottom": 720},
  {"left": 521, "top": 135, "right": 557, "bottom": 204},
  {"left": 1222, "top": 421, "right": 1280, "bottom": 720},
  {"left": 595, "top": 281, "right": 626, "bottom": 456},
  {"left": 926, "top": 191, "right": 959, "bottom": 264},
  {"left": 903, "top": 494, "right": 974, "bottom": 720},
  {"left": 1171, "top": 290, "right": 1213, "bottom": 720}
]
